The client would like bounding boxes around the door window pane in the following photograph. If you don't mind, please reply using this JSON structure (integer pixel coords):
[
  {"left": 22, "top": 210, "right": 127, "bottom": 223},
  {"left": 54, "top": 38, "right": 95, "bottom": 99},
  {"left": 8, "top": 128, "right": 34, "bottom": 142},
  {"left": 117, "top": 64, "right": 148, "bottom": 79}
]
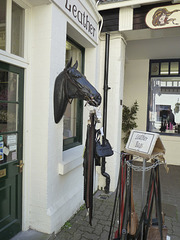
[
  {"left": 0, "top": 0, "right": 6, "bottom": 51},
  {"left": 0, "top": 102, "right": 18, "bottom": 133},
  {"left": 0, "top": 71, "right": 18, "bottom": 102},
  {"left": 0, "top": 133, "right": 17, "bottom": 163},
  {"left": 11, "top": 2, "right": 24, "bottom": 57},
  {"left": 0, "top": 70, "right": 19, "bottom": 133}
]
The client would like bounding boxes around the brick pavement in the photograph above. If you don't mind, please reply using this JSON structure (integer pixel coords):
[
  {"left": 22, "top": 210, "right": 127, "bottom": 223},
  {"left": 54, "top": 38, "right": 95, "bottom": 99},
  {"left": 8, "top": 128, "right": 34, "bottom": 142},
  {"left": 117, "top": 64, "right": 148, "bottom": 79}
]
[{"left": 55, "top": 164, "right": 180, "bottom": 240}]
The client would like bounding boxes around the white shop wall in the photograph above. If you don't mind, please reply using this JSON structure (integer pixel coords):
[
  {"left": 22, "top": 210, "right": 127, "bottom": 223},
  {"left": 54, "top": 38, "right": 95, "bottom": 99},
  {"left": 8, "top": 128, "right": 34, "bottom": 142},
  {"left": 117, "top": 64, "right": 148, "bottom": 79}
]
[
  {"left": 27, "top": 1, "right": 101, "bottom": 234},
  {"left": 29, "top": 4, "right": 52, "bottom": 232}
]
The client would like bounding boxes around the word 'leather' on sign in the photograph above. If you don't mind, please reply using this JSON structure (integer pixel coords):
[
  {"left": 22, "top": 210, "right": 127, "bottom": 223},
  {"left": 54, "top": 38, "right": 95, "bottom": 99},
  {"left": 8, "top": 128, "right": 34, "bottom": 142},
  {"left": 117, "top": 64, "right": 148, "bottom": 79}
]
[{"left": 125, "top": 130, "right": 165, "bottom": 159}]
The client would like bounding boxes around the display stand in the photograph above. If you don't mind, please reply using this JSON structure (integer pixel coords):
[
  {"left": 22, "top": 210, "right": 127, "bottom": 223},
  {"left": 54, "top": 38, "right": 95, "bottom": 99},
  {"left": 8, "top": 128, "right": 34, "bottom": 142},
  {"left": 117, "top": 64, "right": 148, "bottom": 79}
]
[
  {"left": 125, "top": 130, "right": 166, "bottom": 240},
  {"left": 108, "top": 130, "right": 167, "bottom": 240}
]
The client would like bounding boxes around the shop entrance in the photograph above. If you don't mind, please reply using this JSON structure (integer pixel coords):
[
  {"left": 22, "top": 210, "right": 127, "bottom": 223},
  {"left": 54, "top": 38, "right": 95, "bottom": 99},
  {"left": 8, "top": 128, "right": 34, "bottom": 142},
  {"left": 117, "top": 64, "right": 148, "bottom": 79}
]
[{"left": 0, "top": 62, "right": 24, "bottom": 240}]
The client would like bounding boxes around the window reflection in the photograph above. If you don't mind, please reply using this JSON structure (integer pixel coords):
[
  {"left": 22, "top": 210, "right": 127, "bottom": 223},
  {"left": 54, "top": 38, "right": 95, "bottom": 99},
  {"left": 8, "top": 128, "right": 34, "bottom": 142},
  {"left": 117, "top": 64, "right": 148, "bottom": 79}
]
[
  {"left": 0, "top": 71, "right": 18, "bottom": 102},
  {"left": 0, "top": 103, "right": 18, "bottom": 133},
  {"left": 149, "top": 77, "right": 180, "bottom": 134},
  {"left": 170, "top": 62, "right": 179, "bottom": 75},
  {"left": 0, "top": 0, "right": 6, "bottom": 51},
  {"left": 63, "top": 41, "right": 82, "bottom": 140},
  {"left": 151, "top": 62, "right": 159, "bottom": 75},
  {"left": 160, "top": 62, "right": 169, "bottom": 75},
  {"left": 0, "top": 70, "right": 19, "bottom": 133},
  {"left": 11, "top": 2, "right": 24, "bottom": 57}
]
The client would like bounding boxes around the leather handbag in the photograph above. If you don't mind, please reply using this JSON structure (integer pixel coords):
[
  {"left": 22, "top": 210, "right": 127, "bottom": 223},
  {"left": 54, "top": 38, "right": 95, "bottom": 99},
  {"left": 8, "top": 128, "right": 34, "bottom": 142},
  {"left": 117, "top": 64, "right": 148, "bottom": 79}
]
[{"left": 95, "top": 137, "right": 113, "bottom": 158}]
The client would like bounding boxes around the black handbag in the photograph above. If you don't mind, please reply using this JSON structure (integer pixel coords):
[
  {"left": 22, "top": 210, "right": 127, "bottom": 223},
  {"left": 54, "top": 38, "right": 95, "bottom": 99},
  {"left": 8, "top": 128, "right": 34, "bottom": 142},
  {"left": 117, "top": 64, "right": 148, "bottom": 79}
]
[{"left": 95, "top": 134, "right": 113, "bottom": 158}]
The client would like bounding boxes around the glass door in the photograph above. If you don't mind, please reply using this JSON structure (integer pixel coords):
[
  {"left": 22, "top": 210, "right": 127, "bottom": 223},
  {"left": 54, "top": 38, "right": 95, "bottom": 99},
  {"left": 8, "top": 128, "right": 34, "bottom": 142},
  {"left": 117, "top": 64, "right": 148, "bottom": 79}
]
[{"left": 0, "top": 61, "right": 24, "bottom": 240}]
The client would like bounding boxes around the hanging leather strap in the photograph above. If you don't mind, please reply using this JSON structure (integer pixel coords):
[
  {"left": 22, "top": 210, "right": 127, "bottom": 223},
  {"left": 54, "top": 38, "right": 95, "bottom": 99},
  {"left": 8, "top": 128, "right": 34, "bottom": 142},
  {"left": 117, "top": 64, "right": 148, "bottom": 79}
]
[
  {"left": 83, "top": 112, "right": 96, "bottom": 225},
  {"left": 154, "top": 163, "right": 163, "bottom": 240}
]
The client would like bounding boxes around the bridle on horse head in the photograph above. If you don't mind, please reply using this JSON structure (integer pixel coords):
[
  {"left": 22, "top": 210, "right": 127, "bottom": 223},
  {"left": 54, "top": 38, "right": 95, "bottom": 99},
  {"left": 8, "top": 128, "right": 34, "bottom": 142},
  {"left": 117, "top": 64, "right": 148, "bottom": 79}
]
[{"left": 64, "top": 69, "right": 97, "bottom": 106}]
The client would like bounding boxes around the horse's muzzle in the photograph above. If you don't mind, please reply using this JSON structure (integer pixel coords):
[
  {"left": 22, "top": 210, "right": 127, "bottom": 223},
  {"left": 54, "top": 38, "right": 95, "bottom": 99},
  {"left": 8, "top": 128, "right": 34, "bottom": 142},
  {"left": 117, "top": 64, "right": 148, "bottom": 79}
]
[{"left": 88, "top": 94, "right": 101, "bottom": 107}]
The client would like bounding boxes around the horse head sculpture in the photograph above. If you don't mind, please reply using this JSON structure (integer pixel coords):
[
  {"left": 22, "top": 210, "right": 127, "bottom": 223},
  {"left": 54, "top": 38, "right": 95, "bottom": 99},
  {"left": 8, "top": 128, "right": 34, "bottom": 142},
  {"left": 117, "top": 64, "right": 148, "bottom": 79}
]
[{"left": 54, "top": 58, "right": 101, "bottom": 123}]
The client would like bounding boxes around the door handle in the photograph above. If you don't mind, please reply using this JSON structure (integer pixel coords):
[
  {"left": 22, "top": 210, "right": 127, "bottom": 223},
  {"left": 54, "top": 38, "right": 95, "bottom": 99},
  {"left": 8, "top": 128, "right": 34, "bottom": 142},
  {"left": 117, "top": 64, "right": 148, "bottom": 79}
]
[{"left": 16, "top": 160, "right": 24, "bottom": 173}]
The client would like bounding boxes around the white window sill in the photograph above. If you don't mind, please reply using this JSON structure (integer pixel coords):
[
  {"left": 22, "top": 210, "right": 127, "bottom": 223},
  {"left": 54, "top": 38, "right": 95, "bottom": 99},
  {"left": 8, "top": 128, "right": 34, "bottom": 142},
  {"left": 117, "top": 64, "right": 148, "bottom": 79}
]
[
  {"left": 0, "top": 50, "right": 29, "bottom": 68},
  {"left": 59, "top": 145, "right": 84, "bottom": 175}
]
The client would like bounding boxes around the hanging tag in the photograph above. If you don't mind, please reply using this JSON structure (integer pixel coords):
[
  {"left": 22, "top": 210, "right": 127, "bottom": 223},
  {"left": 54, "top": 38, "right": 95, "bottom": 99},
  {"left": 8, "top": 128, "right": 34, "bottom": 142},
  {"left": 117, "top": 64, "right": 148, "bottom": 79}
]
[
  {"left": 96, "top": 109, "right": 102, "bottom": 120},
  {"left": 100, "top": 127, "right": 104, "bottom": 136},
  {"left": 3, "top": 147, "right": 9, "bottom": 156},
  {"left": 86, "top": 209, "right": 89, "bottom": 216}
]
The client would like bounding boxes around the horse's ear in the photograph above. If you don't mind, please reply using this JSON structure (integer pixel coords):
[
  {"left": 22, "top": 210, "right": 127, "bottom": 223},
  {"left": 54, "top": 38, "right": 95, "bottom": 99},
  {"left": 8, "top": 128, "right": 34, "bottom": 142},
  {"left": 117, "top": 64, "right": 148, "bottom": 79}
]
[
  {"left": 65, "top": 57, "right": 72, "bottom": 69},
  {"left": 72, "top": 61, "right": 78, "bottom": 69}
]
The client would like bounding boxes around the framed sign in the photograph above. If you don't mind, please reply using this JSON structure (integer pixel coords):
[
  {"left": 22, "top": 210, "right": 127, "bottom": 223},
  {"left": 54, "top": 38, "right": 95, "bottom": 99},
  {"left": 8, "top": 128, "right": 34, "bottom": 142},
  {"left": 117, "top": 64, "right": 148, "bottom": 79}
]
[
  {"left": 125, "top": 130, "right": 165, "bottom": 159},
  {"left": 54, "top": 0, "right": 98, "bottom": 43},
  {"left": 146, "top": 4, "right": 180, "bottom": 29}
]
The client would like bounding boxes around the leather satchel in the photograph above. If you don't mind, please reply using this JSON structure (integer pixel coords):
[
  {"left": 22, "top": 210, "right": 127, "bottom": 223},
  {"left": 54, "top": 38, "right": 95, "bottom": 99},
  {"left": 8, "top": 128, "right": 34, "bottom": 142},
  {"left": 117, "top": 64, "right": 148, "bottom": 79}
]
[
  {"left": 147, "top": 225, "right": 168, "bottom": 240},
  {"left": 127, "top": 170, "right": 138, "bottom": 236},
  {"left": 95, "top": 138, "right": 113, "bottom": 157}
]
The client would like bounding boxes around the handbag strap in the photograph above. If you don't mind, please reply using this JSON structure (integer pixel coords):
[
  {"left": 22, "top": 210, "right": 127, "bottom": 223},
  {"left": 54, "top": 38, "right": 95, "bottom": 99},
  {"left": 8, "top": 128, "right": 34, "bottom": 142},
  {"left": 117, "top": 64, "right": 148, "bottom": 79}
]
[
  {"left": 83, "top": 112, "right": 96, "bottom": 225},
  {"left": 95, "top": 129, "right": 101, "bottom": 142}
]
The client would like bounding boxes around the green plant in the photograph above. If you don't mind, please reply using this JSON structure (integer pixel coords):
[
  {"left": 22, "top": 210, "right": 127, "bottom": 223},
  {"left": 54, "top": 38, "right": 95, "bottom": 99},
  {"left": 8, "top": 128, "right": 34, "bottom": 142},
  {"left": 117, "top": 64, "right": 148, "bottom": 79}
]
[
  {"left": 122, "top": 100, "right": 139, "bottom": 145},
  {"left": 62, "top": 221, "right": 72, "bottom": 230}
]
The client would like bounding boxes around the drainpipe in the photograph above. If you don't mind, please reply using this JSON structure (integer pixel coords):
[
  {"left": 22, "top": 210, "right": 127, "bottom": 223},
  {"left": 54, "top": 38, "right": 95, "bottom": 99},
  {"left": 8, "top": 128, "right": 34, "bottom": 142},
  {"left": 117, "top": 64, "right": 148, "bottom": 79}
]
[{"left": 101, "top": 33, "right": 111, "bottom": 194}]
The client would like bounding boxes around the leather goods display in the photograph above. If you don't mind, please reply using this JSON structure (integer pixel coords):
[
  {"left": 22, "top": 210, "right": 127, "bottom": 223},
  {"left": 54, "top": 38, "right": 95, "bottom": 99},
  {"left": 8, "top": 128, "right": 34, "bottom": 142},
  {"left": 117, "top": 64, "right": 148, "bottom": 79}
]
[{"left": 108, "top": 154, "right": 168, "bottom": 240}]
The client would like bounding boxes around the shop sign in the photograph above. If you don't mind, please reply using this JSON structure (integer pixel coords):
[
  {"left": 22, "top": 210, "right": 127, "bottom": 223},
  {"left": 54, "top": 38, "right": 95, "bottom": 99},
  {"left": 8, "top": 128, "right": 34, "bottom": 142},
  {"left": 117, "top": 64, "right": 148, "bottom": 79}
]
[
  {"left": 125, "top": 130, "right": 165, "bottom": 159},
  {"left": 55, "top": 0, "right": 98, "bottom": 43},
  {"left": 146, "top": 4, "right": 180, "bottom": 29}
]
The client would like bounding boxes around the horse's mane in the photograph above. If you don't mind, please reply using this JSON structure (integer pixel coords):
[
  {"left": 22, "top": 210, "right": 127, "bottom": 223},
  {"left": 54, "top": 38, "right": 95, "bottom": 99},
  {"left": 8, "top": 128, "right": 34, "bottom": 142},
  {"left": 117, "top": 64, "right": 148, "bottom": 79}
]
[{"left": 54, "top": 69, "right": 69, "bottom": 123}]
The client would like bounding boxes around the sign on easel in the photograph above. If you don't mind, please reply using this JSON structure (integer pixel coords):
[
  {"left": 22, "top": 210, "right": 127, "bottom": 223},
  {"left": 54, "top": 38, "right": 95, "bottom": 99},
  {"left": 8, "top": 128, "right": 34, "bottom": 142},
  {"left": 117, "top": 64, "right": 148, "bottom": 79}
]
[{"left": 125, "top": 130, "right": 165, "bottom": 159}]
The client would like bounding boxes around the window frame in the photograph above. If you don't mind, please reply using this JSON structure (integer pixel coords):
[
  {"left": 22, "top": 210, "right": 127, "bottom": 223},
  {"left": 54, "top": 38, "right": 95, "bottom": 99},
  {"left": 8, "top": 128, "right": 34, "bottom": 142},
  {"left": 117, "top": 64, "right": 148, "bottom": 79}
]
[
  {"left": 0, "top": 0, "right": 25, "bottom": 57},
  {"left": 147, "top": 59, "right": 180, "bottom": 136},
  {"left": 63, "top": 36, "right": 84, "bottom": 151}
]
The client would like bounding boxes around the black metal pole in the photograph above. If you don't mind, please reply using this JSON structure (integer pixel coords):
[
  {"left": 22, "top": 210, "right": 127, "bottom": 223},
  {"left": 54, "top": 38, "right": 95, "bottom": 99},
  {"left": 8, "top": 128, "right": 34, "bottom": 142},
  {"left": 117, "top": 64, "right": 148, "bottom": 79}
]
[{"left": 101, "top": 33, "right": 111, "bottom": 194}]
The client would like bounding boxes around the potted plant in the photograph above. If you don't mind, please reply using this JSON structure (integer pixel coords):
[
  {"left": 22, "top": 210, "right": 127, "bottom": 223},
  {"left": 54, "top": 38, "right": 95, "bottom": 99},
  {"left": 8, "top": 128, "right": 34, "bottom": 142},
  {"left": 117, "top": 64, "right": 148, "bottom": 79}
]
[{"left": 122, "top": 100, "right": 139, "bottom": 146}]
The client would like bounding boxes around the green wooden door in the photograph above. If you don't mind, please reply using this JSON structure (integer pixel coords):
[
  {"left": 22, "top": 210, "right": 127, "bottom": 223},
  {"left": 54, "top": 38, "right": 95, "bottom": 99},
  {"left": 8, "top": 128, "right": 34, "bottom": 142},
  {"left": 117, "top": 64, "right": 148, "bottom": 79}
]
[{"left": 0, "top": 62, "right": 24, "bottom": 240}]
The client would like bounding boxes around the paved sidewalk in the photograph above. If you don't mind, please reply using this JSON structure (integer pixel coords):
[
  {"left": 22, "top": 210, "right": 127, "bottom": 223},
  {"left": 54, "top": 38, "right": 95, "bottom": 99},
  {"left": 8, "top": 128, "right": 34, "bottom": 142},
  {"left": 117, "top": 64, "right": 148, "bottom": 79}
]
[
  {"left": 55, "top": 164, "right": 180, "bottom": 240},
  {"left": 55, "top": 191, "right": 115, "bottom": 240},
  {"left": 12, "top": 164, "right": 180, "bottom": 240}
]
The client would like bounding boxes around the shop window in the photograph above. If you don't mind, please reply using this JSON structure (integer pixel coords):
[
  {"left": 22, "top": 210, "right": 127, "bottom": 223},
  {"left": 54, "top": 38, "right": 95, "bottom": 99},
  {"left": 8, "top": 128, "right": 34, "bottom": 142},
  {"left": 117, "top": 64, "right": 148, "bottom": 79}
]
[
  {"left": 0, "top": 0, "right": 25, "bottom": 57},
  {"left": 0, "top": 0, "right": 6, "bottom": 51},
  {"left": 148, "top": 59, "right": 180, "bottom": 135},
  {"left": 160, "top": 62, "right": 169, "bottom": 75},
  {"left": 170, "top": 62, "right": 179, "bottom": 75},
  {"left": 11, "top": 2, "right": 24, "bottom": 57},
  {"left": 151, "top": 62, "right": 159, "bottom": 75},
  {"left": 63, "top": 38, "right": 84, "bottom": 150}
]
